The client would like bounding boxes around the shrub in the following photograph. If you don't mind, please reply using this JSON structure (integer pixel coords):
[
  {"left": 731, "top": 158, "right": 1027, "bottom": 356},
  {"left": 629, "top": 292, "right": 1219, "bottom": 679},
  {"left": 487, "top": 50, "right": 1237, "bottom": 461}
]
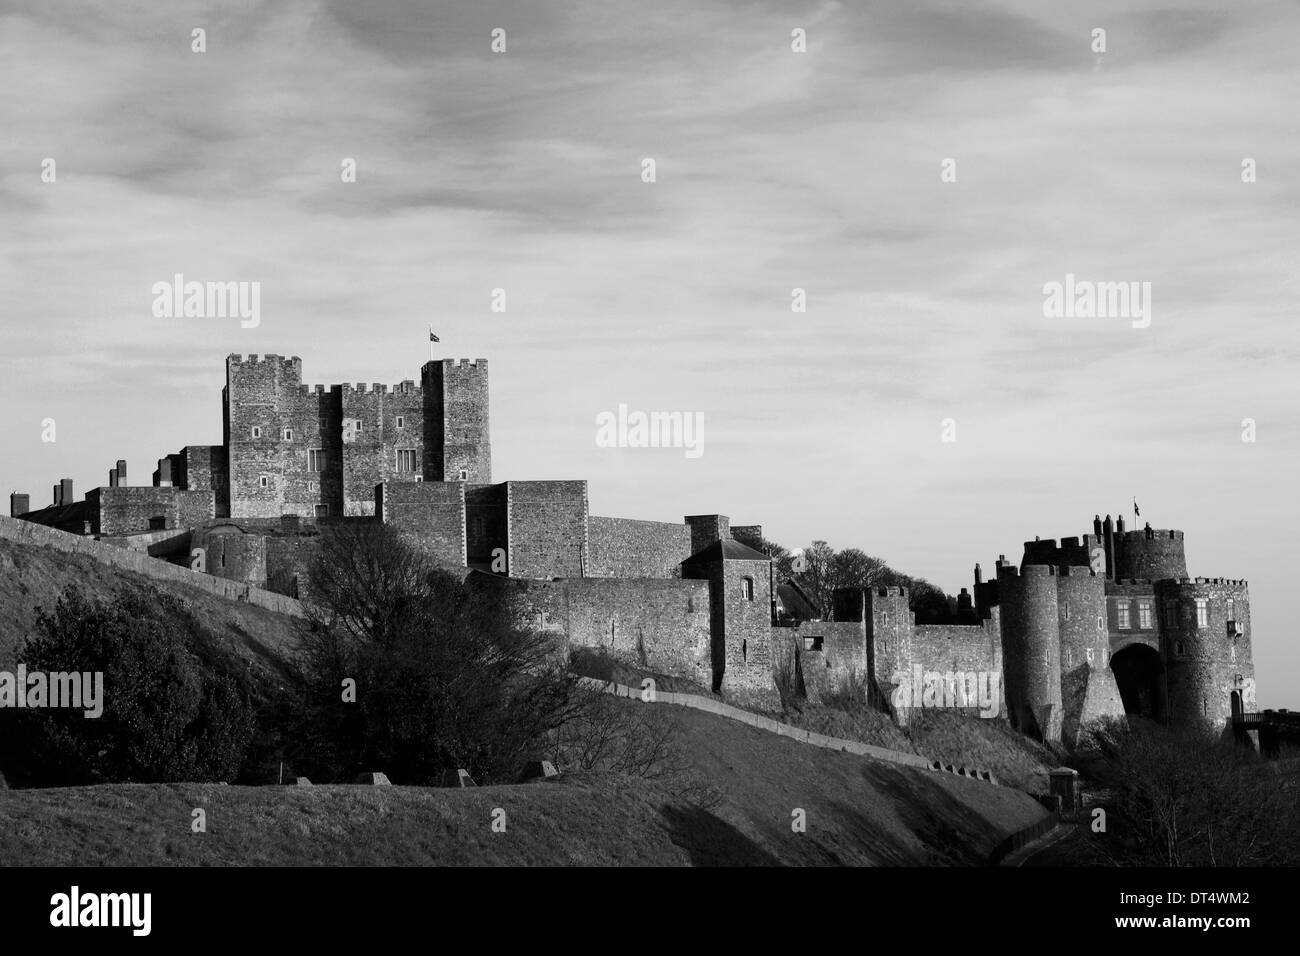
[{"left": 0, "top": 589, "right": 256, "bottom": 786}]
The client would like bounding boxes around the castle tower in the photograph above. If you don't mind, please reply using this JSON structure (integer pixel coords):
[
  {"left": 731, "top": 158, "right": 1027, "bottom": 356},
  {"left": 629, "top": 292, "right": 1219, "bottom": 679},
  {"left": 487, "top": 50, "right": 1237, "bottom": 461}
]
[
  {"left": 1116, "top": 527, "right": 1188, "bottom": 581},
  {"left": 421, "top": 359, "right": 490, "bottom": 483},
  {"left": 682, "top": 538, "right": 776, "bottom": 705},
  {"left": 1056, "top": 565, "right": 1125, "bottom": 744},
  {"left": 866, "top": 586, "right": 914, "bottom": 718},
  {"left": 998, "top": 564, "right": 1063, "bottom": 743},
  {"left": 1156, "top": 578, "right": 1254, "bottom": 731},
  {"left": 224, "top": 354, "right": 309, "bottom": 518}
]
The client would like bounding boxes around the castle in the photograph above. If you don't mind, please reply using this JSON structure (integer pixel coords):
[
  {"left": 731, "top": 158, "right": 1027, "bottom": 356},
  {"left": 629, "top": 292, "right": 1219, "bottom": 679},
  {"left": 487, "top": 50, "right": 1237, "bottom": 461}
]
[{"left": 9, "top": 352, "right": 1256, "bottom": 744}]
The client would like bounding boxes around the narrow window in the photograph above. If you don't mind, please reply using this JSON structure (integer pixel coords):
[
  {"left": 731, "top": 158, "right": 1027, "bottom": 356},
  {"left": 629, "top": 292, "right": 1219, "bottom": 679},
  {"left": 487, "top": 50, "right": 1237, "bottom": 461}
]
[
  {"left": 1138, "top": 600, "right": 1152, "bottom": 629},
  {"left": 258, "top": 475, "right": 269, "bottom": 489},
  {"left": 282, "top": 427, "right": 294, "bottom": 441},
  {"left": 396, "top": 416, "right": 405, "bottom": 429},
  {"left": 1176, "top": 640, "right": 1185, "bottom": 656},
  {"left": 741, "top": 577, "right": 754, "bottom": 601},
  {"left": 458, "top": 468, "right": 469, "bottom": 481},
  {"left": 251, "top": 426, "right": 262, "bottom": 439},
  {"left": 1227, "top": 597, "right": 1235, "bottom": 623},
  {"left": 309, "top": 449, "right": 325, "bottom": 473},
  {"left": 1196, "top": 598, "right": 1208, "bottom": 628}
]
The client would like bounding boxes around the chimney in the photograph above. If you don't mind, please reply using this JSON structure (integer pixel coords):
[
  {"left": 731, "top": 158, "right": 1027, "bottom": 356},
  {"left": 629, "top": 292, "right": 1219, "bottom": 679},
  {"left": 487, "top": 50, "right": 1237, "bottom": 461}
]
[
  {"left": 60, "top": 478, "right": 74, "bottom": 505},
  {"left": 1103, "top": 515, "right": 1115, "bottom": 581},
  {"left": 9, "top": 492, "right": 30, "bottom": 517},
  {"left": 116, "top": 459, "right": 127, "bottom": 486}
]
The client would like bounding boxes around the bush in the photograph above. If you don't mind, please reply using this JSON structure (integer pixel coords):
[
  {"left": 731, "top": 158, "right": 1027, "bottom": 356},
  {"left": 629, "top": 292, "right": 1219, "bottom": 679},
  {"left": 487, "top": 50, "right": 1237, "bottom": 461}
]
[
  {"left": 0, "top": 589, "right": 256, "bottom": 786},
  {"left": 1080, "top": 721, "right": 1300, "bottom": 866},
  {"left": 295, "top": 522, "right": 587, "bottom": 785}
]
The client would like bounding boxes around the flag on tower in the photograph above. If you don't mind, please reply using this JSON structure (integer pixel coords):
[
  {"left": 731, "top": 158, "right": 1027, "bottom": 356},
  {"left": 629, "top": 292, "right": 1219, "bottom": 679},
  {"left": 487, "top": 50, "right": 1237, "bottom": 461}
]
[
  {"left": 429, "top": 330, "right": 440, "bottom": 343},
  {"left": 1134, "top": 498, "right": 1140, "bottom": 518}
]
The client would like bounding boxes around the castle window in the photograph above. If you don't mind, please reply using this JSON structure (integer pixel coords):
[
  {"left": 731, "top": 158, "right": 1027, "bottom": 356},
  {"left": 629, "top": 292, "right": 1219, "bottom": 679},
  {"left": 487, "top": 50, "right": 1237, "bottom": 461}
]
[
  {"left": 258, "top": 475, "right": 269, "bottom": 489},
  {"left": 741, "top": 577, "right": 754, "bottom": 601},
  {"left": 1196, "top": 598, "right": 1208, "bottom": 628},
  {"left": 355, "top": 420, "right": 364, "bottom": 433},
  {"left": 1227, "top": 597, "right": 1235, "bottom": 623},
  {"left": 251, "top": 426, "right": 262, "bottom": 439},
  {"left": 315, "top": 504, "right": 329, "bottom": 518},
  {"left": 396, "top": 449, "right": 418, "bottom": 473},
  {"left": 1176, "top": 640, "right": 1185, "bottom": 656},
  {"left": 396, "top": 416, "right": 405, "bottom": 429},
  {"left": 309, "top": 449, "right": 326, "bottom": 473},
  {"left": 307, "top": 481, "right": 317, "bottom": 493},
  {"left": 1138, "top": 600, "right": 1152, "bottom": 629},
  {"left": 282, "top": 427, "right": 294, "bottom": 442},
  {"left": 458, "top": 468, "right": 469, "bottom": 481},
  {"left": 1117, "top": 603, "right": 1131, "bottom": 629}
]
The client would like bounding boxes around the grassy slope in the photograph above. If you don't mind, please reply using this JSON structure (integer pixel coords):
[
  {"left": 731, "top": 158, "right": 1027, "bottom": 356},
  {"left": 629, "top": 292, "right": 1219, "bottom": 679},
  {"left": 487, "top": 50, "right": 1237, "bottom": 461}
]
[
  {"left": 0, "top": 533, "right": 1051, "bottom": 865},
  {"left": 0, "top": 536, "right": 305, "bottom": 676},
  {"left": 0, "top": 695, "right": 1049, "bottom": 866}
]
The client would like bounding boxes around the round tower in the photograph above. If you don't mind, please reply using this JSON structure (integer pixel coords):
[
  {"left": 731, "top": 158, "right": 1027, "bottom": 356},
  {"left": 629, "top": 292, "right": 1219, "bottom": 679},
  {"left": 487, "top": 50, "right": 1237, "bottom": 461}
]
[
  {"left": 1056, "top": 566, "right": 1125, "bottom": 743},
  {"left": 998, "top": 564, "right": 1063, "bottom": 742},
  {"left": 1116, "top": 527, "right": 1187, "bottom": 581},
  {"left": 1156, "top": 578, "right": 1254, "bottom": 730}
]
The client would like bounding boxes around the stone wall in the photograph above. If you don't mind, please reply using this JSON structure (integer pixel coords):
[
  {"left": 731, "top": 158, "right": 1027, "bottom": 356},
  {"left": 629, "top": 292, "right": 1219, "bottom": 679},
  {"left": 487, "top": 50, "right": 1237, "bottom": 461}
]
[
  {"left": 587, "top": 515, "right": 691, "bottom": 578},
  {"left": 338, "top": 382, "right": 424, "bottom": 517},
  {"left": 784, "top": 620, "right": 867, "bottom": 703},
  {"left": 89, "top": 487, "right": 216, "bottom": 536},
  {"left": 0, "top": 515, "right": 305, "bottom": 618},
  {"left": 377, "top": 480, "right": 466, "bottom": 567},
  {"left": 506, "top": 480, "right": 588, "bottom": 578},
  {"left": 465, "top": 483, "right": 507, "bottom": 566},
  {"left": 488, "top": 576, "right": 713, "bottom": 687}
]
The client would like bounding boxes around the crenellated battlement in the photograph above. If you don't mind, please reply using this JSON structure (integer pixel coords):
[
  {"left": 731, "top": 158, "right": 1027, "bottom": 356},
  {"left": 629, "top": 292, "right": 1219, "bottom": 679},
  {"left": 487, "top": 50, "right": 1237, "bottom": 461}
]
[
  {"left": 227, "top": 353, "right": 302, "bottom": 367},
  {"left": 874, "top": 586, "right": 907, "bottom": 597},
  {"left": 1121, "top": 528, "right": 1183, "bottom": 541}
]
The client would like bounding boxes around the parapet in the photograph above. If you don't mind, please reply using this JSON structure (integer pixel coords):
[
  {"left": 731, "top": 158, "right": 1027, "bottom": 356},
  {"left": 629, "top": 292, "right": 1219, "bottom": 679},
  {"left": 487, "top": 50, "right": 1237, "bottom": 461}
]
[
  {"left": 874, "top": 586, "right": 907, "bottom": 597},
  {"left": 227, "top": 353, "right": 302, "bottom": 367},
  {"left": 1121, "top": 528, "right": 1183, "bottom": 541}
]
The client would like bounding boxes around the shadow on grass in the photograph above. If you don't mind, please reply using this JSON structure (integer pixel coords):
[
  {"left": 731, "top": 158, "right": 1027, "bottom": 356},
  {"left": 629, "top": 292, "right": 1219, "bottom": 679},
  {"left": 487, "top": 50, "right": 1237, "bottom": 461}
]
[{"left": 659, "top": 804, "right": 782, "bottom": 866}]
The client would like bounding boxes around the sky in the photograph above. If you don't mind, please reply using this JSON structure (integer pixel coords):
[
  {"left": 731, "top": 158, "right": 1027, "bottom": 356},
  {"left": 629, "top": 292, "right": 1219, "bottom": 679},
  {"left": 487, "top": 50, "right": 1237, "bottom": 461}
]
[{"left": 1, "top": 0, "right": 1297, "bottom": 705}]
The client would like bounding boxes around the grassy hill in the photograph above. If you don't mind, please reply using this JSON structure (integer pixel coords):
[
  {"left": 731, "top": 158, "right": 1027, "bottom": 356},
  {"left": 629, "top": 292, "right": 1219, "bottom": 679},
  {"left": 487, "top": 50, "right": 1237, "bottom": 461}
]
[
  {"left": 0, "top": 530, "right": 1052, "bottom": 865},
  {"left": 0, "top": 694, "right": 1049, "bottom": 866},
  {"left": 0, "top": 535, "right": 305, "bottom": 675}
]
